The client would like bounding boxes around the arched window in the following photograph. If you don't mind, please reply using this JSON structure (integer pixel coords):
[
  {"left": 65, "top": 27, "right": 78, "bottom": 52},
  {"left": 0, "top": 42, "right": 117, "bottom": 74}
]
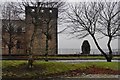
[{"left": 17, "top": 27, "right": 22, "bottom": 34}]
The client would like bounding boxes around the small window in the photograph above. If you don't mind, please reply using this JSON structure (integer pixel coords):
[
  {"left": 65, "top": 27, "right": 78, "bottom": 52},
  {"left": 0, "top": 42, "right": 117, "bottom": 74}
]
[
  {"left": 41, "top": 10, "right": 44, "bottom": 13},
  {"left": 38, "top": 17, "right": 41, "bottom": 20},
  {"left": 32, "top": 18, "right": 35, "bottom": 22},
  {"left": 49, "top": 10, "right": 52, "bottom": 13},
  {"left": 22, "top": 27, "right": 25, "bottom": 32},
  {"left": 31, "top": 9, "right": 35, "bottom": 12},
  {"left": 17, "top": 27, "right": 22, "bottom": 33}
]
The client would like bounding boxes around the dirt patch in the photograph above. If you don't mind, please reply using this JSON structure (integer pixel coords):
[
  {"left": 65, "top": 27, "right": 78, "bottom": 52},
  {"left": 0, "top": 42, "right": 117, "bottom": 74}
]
[
  {"left": 84, "top": 65, "right": 120, "bottom": 75},
  {"left": 48, "top": 65, "right": 120, "bottom": 77}
]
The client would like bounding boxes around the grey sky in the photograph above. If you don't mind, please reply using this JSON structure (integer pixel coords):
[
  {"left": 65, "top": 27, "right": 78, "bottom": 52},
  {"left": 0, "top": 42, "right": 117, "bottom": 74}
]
[
  {"left": 58, "top": 34, "right": 118, "bottom": 49},
  {"left": 58, "top": 0, "right": 119, "bottom": 49}
]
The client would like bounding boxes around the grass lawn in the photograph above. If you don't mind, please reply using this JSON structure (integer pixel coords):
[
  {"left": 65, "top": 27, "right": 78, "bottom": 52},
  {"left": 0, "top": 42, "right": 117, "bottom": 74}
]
[{"left": 2, "top": 60, "right": 120, "bottom": 78}]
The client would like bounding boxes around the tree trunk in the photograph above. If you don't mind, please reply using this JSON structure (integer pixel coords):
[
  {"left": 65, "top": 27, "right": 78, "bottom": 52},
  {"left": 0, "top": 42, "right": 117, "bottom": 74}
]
[
  {"left": 8, "top": 46, "right": 11, "bottom": 56},
  {"left": 107, "top": 37, "right": 113, "bottom": 62},
  {"left": 106, "top": 57, "right": 112, "bottom": 62},
  {"left": 8, "top": 33, "right": 12, "bottom": 56},
  {"left": 45, "top": 25, "right": 49, "bottom": 62},
  {"left": 29, "top": 27, "right": 37, "bottom": 55},
  {"left": 91, "top": 35, "right": 111, "bottom": 62},
  {"left": 45, "top": 35, "right": 48, "bottom": 61}
]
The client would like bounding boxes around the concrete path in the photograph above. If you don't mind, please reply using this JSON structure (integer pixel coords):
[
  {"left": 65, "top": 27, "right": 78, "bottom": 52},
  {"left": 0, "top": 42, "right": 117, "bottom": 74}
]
[{"left": 49, "top": 60, "right": 120, "bottom": 63}]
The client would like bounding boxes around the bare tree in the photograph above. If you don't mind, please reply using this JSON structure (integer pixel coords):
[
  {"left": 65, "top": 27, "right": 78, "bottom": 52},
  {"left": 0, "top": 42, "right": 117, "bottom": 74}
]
[
  {"left": 97, "top": 2, "right": 120, "bottom": 62},
  {"left": 65, "top": 2, "right": 120, "bottom": 62},
  {"left": 2, "top": 2, "right": 23, "bottom": 56},
  {"left": 20, "top": 0, "right": 65, "bottom": 61}
]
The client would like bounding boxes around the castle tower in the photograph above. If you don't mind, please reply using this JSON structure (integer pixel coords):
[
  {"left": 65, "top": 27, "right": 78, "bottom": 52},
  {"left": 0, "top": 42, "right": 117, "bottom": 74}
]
[{"left": 25, "top": 6, "right": 58, "bottom": 55}]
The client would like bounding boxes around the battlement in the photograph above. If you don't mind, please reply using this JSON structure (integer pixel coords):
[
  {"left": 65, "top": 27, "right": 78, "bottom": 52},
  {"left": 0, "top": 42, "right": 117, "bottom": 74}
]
[{"left": 25, "top": 6, "right": 58, "bottom": 20}]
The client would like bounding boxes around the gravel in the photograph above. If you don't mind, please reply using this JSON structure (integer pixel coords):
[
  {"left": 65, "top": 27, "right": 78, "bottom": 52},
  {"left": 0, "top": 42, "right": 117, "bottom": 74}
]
[{"left": 79, "top": 74, "right": 119, "bottom": 78}]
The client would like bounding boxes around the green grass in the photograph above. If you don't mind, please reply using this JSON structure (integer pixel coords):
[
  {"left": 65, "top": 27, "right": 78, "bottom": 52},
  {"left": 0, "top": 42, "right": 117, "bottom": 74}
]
[
  {"left": 2, "top": 60, "right": 120, "bottom": 78},
  {"left": 78, "top": 62, "right": 119, "bottom": 70}
]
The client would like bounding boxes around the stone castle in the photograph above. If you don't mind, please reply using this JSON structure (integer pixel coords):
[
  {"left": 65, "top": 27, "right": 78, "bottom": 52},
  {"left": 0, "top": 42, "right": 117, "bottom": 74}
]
[{"left": 2, "top": 6, "right": 58, "bottom": 55}]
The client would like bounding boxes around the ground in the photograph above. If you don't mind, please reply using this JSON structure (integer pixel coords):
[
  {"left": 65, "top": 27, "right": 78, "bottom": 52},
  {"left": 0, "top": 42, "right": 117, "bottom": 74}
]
[{"left": 2, "top": 60, "right": 120, "bottom": 79}]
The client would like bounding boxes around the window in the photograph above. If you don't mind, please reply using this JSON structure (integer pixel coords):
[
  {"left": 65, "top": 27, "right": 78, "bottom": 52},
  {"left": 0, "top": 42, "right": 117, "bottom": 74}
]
[
  {"left": 22, "top": 27, "right": 25, "bottom": 32},
  {"left": 38, "top": 17, "right": 41, "bottom": 20},
  {"left": 16, "top": 40, "right": 21, "bottom": 49},
  {"left": 17, "top": 27, "right": 22, "bottom": 33},
  {"left": 49, "top": 10, "right": 52, "bottom": 13},
  {"left": 31, "top": 9, "right": 35, "bottom": 12},
  {"left": 41, "top": 10, "right": 44, "bottom": 13}
]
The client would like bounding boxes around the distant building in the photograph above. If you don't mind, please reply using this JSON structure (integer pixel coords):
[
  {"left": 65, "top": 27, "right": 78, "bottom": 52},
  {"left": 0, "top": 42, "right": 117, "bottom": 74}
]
[{"left": 2, "top": 6, "right": 58, "bottom": 55}]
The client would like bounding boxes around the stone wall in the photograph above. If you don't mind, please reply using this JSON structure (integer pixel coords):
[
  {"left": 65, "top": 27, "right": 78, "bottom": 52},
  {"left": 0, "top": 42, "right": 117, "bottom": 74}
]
[{"left": 2, "top": 6, "right": 58, "bottom": 55}]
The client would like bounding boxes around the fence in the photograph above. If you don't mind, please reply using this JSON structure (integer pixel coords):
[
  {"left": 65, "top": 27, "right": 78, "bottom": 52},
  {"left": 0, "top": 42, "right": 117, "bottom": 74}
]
[{"left": 58, "top": 48, "right": 120, "bottom": 55}]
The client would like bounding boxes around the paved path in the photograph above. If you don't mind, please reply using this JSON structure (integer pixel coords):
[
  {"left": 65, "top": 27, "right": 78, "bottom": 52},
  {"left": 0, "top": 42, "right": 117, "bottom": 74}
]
[
  {"left": 49, "top": 60, "right": 120, "bottom": 63},
  {"left": 1, "top": 58, "right": 120, "bottom": 62}
]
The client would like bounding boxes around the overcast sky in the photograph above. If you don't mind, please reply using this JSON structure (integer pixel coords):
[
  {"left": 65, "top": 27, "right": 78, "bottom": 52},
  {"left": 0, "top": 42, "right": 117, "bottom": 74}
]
[
  {"left": 58, "top": 33, "right": 118, "bottom": 49},
  {"left": 59, "top": 0, "right": 119, "bottom": 49},
  {"left": 0, "top": 0, "right": 119, "bottom": 50}
]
